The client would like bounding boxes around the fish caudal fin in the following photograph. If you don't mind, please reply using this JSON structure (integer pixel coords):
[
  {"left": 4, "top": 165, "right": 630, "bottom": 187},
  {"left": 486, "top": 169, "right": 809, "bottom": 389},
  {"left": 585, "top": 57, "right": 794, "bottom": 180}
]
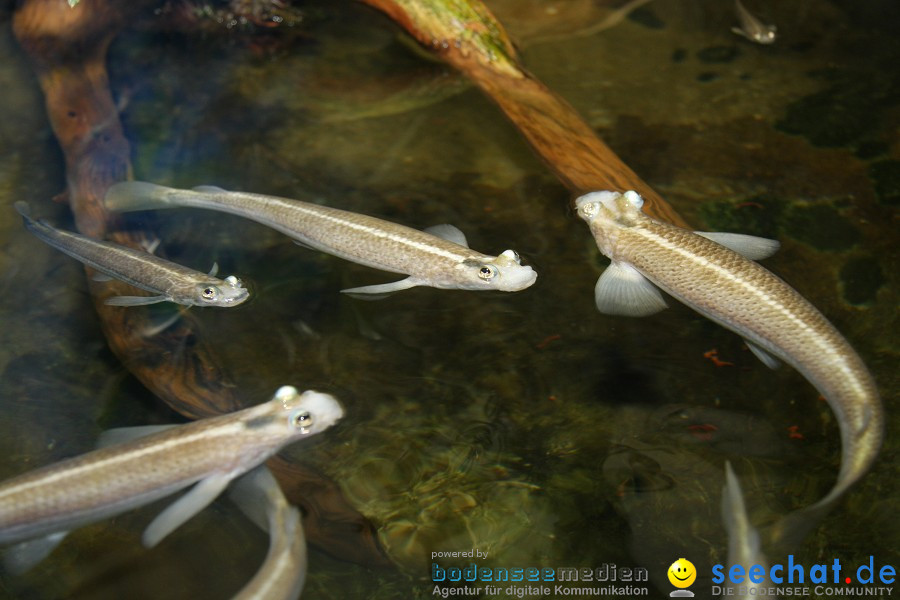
[
  {"left": 594, "top": 262, "right": 667, "bottom": 316},
  {"left": 2, "top": 532, "right": 69, "bottom": 574},
  {"left": 13, "top": 201, "right": 31, "bottom": 219},
  {"left": 104, "top": 181, "right": 177, "bottom": 213}
]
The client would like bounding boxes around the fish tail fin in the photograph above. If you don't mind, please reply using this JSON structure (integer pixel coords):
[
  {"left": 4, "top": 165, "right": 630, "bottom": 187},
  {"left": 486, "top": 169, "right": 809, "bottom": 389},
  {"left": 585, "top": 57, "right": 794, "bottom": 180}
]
[
  {"left": 765, "top": 500, "right": 831, "bottom": 553},
  {"left": 2, "top": 531, "right": 68, "bottom": 574},
  {"left": 104, "top": 181, "right": 177, "bottom": 213},
  {"left": 721, "top": 462, "right": 762, "bottom": 559},
  {"left": 13, "top": 201, "right": 31, "bottom": 219}
]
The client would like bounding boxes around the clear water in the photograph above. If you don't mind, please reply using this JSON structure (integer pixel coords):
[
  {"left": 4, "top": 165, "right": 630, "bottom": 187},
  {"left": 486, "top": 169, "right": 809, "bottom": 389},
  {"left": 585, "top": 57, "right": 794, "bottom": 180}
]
[{"left": 0, "top": 0, "right": 897, "bottom": 598}]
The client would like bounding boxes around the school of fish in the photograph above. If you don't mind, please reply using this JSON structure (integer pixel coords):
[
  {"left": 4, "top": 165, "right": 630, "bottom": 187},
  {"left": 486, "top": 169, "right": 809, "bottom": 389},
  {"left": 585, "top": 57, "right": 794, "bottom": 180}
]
[
  {"left": 3, "top": 111, "right": 885, "bottom": 599},
  {"left": 104, "top": 181, "right": 537, "bottom": 296}
]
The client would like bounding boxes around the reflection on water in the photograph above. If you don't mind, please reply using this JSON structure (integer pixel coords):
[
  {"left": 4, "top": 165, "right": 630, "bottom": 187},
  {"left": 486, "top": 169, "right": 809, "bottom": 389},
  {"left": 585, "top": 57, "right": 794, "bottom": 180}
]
[{"left": 1, "top": 0, "right": 897, "bottom": 598}]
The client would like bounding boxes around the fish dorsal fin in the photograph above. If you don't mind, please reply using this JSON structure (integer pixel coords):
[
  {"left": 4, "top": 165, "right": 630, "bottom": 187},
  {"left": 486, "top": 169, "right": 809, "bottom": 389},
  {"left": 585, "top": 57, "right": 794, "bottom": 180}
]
[
  {"left": 97, "top": 424, "right": 178, "bottom": 448},
  {"left": 695, "top": 232, "right": 780, "bottom": 261},
  {"left": 142, "top": 471, "right": 236, "bottom": 548},
  {"left": 192, "top": 185, "right": 228, "bottom": 193},
  {"left": 2, "top": 532, "right": 69, "bottom": 574},
  {"left": 424, "top": 224, "right": 469, "bottom": 247},
  {"left": 340, "top": 277, "right": 420, "bottom": 299},
  {"left": 594, "top": 262, "right": 668, "bottom": 316},
  {"left": 104, "top": 294, "right": 169, "bottom": 307},
  {"left": 745, "top": 340, "right": 781, "bottom": 369},
  {"left": 142, "top": 238, "right": 161, "bottom": 255}
]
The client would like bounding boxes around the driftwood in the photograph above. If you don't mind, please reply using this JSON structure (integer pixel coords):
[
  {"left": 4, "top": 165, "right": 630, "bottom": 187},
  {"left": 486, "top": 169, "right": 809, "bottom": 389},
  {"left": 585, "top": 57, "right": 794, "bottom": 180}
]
[
  {"left": 359, "top": 0, "right": 690, "bottom": 228},
  {"left": 12, "top": 0, "right": 390, "bottom": 568}
]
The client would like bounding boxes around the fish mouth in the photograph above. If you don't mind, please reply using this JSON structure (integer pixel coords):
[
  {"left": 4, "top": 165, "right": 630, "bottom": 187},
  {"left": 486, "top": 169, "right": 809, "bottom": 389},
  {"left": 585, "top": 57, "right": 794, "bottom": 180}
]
[
  {"left": 499, "top": 266, "right": 537, "bottom": 291},
  {"left": 220, "top": 290, "right": 250, "bottom": 306}
]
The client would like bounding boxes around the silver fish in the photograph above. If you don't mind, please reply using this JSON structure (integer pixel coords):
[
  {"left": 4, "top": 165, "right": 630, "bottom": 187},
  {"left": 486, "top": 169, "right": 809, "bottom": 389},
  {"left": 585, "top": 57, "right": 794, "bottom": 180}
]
[
  {"left": 720, "top": 462, "right": 771, "bottom": 599},
  {"left": 732, "top": 0, "right": 776, "bottom": 44},
  {"left": 229, "top": 466, "right": 306, "bottom": 600},
  {"left": 0, "top": 386, "right": 342, "bottom": 572},
  {"left": 104, "top": 181, "right": 537, "bottom": 296},
  {"left": 14, "top": 201, "right": 248, "bottom": 307},
  {"left": 576, "top": 190, "right": 883, "bottom": 547}
]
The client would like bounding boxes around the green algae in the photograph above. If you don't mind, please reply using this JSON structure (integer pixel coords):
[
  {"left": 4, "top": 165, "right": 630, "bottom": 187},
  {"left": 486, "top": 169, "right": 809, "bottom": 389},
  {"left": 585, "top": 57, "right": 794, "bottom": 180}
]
[
  {"left": 839, "top": 256, "right": 885, "bottom": 306},
  {"left": 698, "top": 197, "right": 784, "bottom": 239},
  {"left": 869, "top": 160, "right": 900, "bottom": 206},
  {"left": 782, "top": 203, "right": 861, "bottom": 251}
]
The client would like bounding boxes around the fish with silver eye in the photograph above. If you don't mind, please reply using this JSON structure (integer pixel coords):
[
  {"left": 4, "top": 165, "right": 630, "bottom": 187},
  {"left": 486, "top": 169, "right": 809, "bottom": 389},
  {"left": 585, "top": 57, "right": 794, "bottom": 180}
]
[
  {"left": 0, "top": 386, "right": 342, "bottom": 573},
  {"left": 14, "top": 201, "right": 249, "bottom": 307},
  {"left": 575, "top": 189, "right": 883, "bottom": 550},
  {"left": 104, "top": 181, "right": 537, "bottom": 296},
  {"left": 732, "top": 0, "right": 776, "bottom": 44}
]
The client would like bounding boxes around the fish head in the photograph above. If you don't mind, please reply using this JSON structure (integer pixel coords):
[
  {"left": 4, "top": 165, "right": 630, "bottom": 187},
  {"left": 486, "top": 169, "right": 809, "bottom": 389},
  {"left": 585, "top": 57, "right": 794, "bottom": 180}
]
[
  {"left": 750, "top": 24, "right": 776, "bottom": 44},
  {"left": 275, "top": 386, "right": 345, "bottom": 437},
  {"left": 575, "top": 190, "right": 645, "bottom": 225},
  {"left": 458, "top": 249, "right": 538, "bottom": 292},
  {"left": 195, "top": 275, "right": 250, "bottom": 307}
]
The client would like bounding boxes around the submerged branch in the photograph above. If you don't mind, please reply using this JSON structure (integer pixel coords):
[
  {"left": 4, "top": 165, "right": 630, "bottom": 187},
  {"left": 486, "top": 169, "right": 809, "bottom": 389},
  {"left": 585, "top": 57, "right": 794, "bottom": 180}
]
[{"left": 359, "top": 0, "right": 690, "bottom": 228}]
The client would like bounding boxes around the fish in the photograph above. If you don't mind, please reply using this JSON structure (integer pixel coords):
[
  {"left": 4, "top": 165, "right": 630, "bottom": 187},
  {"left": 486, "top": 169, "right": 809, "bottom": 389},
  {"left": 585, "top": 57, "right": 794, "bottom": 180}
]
[
  {"left": 731, "top": 0, "right": 776, "bottom": 44},
  {"left": 575, "top": 190, "right": 883, "bottom": 548},
  {"left": 104, "top": 181, "right": 537, "bottom": 296},
  {"left": 228, "top": 466, "right": 306, "bottom": 600},
  {"left": 720, "top": 462, "right": 771, "bottom": 599},
  {"left": 0, "top": 386, "right": 342, "bottom": 572},
  {"left": 14, "top": 201, "right": 249, "bottom": 307}
]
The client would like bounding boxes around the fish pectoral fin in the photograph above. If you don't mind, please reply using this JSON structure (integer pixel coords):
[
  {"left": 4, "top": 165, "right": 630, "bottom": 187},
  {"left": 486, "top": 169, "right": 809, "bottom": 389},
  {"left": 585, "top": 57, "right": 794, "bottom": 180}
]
[
  {"left": 341, "top": 277, "right": 420, "bottom": 299},
  {"left": 192, "top": 185, "right": 228, "bottom": 193},
  {"left": 424, "top": 224, "right": 469, "bottom": 247},
  {"left": 142, "top": 472, "right": 236, "bottom": 548},
  {"left": 142, "top": 309, "right": 188, "bottom": 338},
  {"left": 91, "top": 272, "right": 114, "bottom": 282},
  {"left": 104, "top": 294, "right": 169, "bottom": 306},
  {"left": 97, "top": 424, "right": 178, "bottom": 448},
  {"left": 2, "top": 531, "right": 69, "bottom": 574},
  {"left": 207, "top": 262, "right": 219, "bottom": 277},
  {"left": 745, "top": 340, "right": 781, "bottom": 369},
  {"left": 695, "top": 232, "right": 780, "bottom": 260},
  {"left": 594, "top": 263, "right": 667, "bottom": 316},
  {"left": 293, "top": 239, "right": 316, "bottom": 251}
]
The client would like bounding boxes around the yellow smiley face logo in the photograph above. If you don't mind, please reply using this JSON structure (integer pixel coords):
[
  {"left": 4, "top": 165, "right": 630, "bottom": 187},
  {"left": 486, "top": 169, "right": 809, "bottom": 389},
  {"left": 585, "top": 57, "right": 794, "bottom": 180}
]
[{"left": 668, "top": 558, "right": 696, "bottom": 588}]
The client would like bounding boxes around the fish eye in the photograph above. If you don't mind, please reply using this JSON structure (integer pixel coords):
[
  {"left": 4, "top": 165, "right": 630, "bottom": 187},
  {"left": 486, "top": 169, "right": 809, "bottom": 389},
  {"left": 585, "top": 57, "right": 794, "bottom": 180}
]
[
  {"left": 290, "top": 409, "right": 313, "bottom": 431},
  {"left": 224, "top": 275, "right": 242, "bottom": 287},
  {"left": 499, "top": 249, "right": 521, "bottom": 264},
  {"left": 201, "top": 285, "right": 220, "bottom": 301},
  {"left": 579, "top": 202, "right": 599, "bottom": 218},
  {"left": 478, "top": 265, "right": 497, "bottom": 280}
]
